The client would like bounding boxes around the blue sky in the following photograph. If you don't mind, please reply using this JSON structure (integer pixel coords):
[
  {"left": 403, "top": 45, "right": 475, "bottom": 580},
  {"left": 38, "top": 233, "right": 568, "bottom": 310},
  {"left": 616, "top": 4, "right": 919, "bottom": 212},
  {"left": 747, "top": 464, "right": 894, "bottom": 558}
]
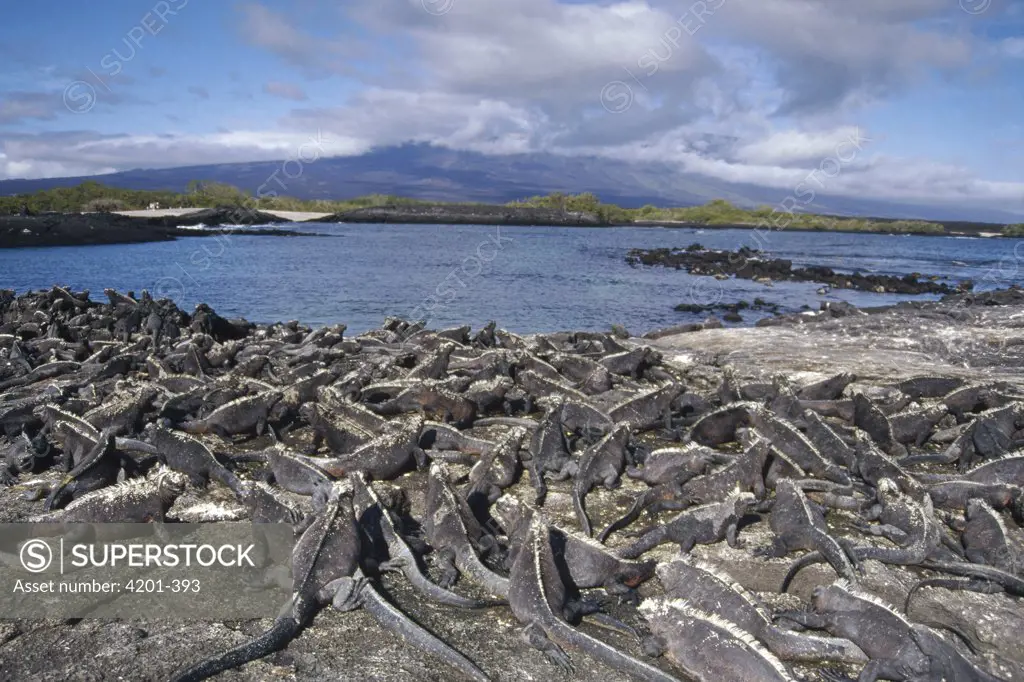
[{"left": 0, "top": 0, "right": 1022, "bottom": 212}]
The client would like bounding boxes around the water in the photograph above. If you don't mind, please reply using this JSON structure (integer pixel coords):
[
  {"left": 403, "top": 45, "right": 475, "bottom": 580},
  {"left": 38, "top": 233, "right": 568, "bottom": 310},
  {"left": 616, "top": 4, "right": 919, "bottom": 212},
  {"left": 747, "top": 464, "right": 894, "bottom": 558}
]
[{"left": 2, "top": 223, "right": 1022, "bottom": 334}]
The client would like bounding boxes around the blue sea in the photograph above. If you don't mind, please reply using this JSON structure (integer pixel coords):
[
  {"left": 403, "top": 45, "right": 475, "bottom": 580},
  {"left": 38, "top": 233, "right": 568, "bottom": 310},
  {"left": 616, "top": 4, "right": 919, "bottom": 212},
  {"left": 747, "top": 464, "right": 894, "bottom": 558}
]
[{"left": 2, "top": 223, "right": 1022, "bottom": 334}]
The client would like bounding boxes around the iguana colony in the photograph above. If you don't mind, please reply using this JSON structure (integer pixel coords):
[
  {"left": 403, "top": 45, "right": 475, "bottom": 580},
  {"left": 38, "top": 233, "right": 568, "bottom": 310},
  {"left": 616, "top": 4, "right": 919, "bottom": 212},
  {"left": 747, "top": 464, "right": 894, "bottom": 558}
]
[{"left": 1, "top": 286, "right": 1023, "bottom": 680}]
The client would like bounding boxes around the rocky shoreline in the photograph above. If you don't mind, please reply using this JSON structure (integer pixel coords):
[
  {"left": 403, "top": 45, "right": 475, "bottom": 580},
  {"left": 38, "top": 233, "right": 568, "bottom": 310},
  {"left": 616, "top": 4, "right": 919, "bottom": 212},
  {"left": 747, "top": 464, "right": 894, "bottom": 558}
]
[
  {"left": 1, "top": 286, "right": 1023, "bottom": 680},
  {"left": 0, "top": 209, "right": 328, "bottom": 249},
  {"left": 311, "top": 204, "right": 607, "bottom": 227},
  {"left": 627, "top": 244, "right": 966, "bottom": 295}
]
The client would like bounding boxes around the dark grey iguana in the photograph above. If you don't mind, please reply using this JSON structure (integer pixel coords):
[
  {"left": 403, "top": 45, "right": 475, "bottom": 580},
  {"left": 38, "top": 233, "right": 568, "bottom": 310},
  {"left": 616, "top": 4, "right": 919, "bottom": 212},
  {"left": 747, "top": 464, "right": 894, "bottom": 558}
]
[
  {"left": 623, "top": 442, "right": 723, "bottom": 486},
  {"left": 495, "top": 496, "right": 656, "bottom": 600},
  {"left": 607, "top": 381, "right": 682, "bottom": 432},
  {"left": 525, "top": 398, "right": 574, "bottom": 504},
  {"left": 781, "top": 478, "right": 949, "bottom": 592},
  {"left": 615, "top": 488, "right": 757, "bottom": 559},
  {"left": 802, "top": 409, "right": 857, "bottom": 470},
  {"left": 170, "top": 481, "right": 490, "bottom": 682},
  {"left": 775, "top": 580, "right": 1004, "bottom": 682},
  {"left": 798, "top": 372, "right": 855, "bottom": 401},
  {"left": 0, "top": 431, "right": 50, "bottom": 485},
  {"left": 599, "top": 438, "right": 770, "bottom": 543},
  {"left": 640, "top": 598, "right": 797, "bottom": 681},
  {"left": 548, "top": 352, "right": 612, "bottom": 394},
  {"left": 319, "top": 416, "right": 427, "bottom": 481},
  {"left": 30, "top": 465, "right": 188, "bottom": 524},
  {"left": 424, "top": 462, "right": 510, "bottom": 598},
  {"left": 369, "top": 380, "right": 477, "bottom": 427},
  {"left": 298, "top": 402, "right": 372, "bottom": 455},
  {"left": 571, "top": 423, "right": 631, "bottom": 537},
  {"left": 351, "top": 471, "right": 505, "bottom": 610},
  {"left": 750, "top": 407, "right": 851, "bottom": 484},
  {"left": 509, "top": 518, "right": 682, "bottom": 681},
  {"left": 81, "top": 385, "right": 157, "bottom": 435},
  {"left": 853, "top": 392, "right": 907, "bottom": 457},
  {"left": 465, "top": 426, "right": 525, "bottom": 507},
  {"left": 43, "top": 428, "right": 122, "bottom": 510},
  {"left": 755, "top": 478, "right": 860, "bottom": 582},
  {"left": 655, "top": 558, "right": 866, "bottom": 664},
  {"left": 178, "top": 389, "right": 282, "bottom": 438},
  {"left": 145, "top": 424, "right": 246, "bottom": 499},
  {"left": 689, "top": 402, "right": 757, "bottom": 446}
]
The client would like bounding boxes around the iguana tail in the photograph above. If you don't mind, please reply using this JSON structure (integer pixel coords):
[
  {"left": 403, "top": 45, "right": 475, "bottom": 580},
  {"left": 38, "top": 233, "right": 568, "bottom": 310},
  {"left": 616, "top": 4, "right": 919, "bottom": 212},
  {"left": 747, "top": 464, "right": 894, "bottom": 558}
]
[
  {"left": 919, "top": 559, "right": 1024, "bottom": 597},
  {"left": 572, "top": 483, "right": 593, "bottom": 538},
  {"left": 358, "top": 579, "right": 491, "bottom": 682},
  {"left": 548, "top": 617, "right": 683, "bottom": 682},
  {"left": 598, "top": 487, "right": 665, "bottom": 544},
  {"left": 168, "top": 615, "right": 301, "bottom": 682},
  {"left": 780, "top": 551, "right": 825, "bottom": 593}
]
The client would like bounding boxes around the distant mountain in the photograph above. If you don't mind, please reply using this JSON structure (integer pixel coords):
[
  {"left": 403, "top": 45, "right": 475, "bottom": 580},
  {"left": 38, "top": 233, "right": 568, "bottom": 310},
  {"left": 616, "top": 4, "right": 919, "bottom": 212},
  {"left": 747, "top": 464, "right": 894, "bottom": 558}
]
[{"left": 0, "top": 143, "right": 1017, "bottom": 224}]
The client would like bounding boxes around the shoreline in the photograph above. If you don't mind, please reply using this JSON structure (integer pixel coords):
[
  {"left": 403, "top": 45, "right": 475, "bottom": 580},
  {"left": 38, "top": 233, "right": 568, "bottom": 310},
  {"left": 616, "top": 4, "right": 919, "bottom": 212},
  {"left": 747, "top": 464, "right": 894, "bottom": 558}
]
[
  {"left": 0, "top": 210, "right": 332, "bottom": 249},
  {"left": 1, "top": 203, "right": 1019, "bottom": 249}
]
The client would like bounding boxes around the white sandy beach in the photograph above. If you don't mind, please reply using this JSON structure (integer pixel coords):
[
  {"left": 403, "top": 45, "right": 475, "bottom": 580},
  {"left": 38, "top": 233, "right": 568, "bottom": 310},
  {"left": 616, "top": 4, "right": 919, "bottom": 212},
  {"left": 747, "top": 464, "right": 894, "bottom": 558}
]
[{"left": 111, "top": 208, "right": 332, "bottom": 221}]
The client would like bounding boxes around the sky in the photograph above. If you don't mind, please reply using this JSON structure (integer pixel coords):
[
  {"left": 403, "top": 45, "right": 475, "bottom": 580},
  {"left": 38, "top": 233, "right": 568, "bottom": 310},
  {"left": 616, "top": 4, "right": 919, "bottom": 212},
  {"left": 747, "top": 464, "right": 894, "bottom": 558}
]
[{"left": 0, "top": 0, "right": 1022, "bottom": 212}]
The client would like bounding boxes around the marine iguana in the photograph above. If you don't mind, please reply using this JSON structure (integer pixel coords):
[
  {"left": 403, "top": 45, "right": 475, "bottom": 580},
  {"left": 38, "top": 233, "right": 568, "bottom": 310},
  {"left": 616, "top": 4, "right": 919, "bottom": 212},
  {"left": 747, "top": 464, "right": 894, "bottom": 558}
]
[
  {"left": 889, "top": 404, "right": 948, "bottom": 446},
  {"left": 298, "top": 402, "right": 372, "bottom": 455},
  {"left": 904, "top": 498, "right": 1024, "bottom": 609},
  {"left": 178, "top": 389, "right": 282, "bottom": 438},
  {"left": 34, "top": 403, "right": 100, "bottom": 469},
  {"left": 316, "top": 385, "right": 389, "bottom": 432},
  {"left": 923, "top": 480, "right": 1020, "bottom": 514},
  {"left": 351, "top": 472, "right": 505, "bottom": 610},
  {"left": 960, "top": 498, "right": 1023, "bottom": 570},
  {"left": 572, "top": 423, "right": 631, "bottom": 536},
  {"left": 600, "top": 437, "right": 771, "bottom": 543},
  {"left": 516, "top": 368, "right": 592, "bottom": 407},
  {"left": 465, "top": 426, "right": 525, "bottom": 507},
  {"left": 599, "top": 346, "right": 659, "bottom": 378},
  {"left": 461, "top": 376, "right": 515, "bottom": 414},
  {"left": 525, "top": 398, "right": 574, "bottom": 504},
  {"left": 851, "top": 432, "right": 927, "bottom": 500},
  {"left": 803, "top": 410, "right": 857, "bottom": 470},
  {"left": 145, "top": 424, "right": 246, "bottom": 499},
  {"left": 689, "top": 401, "right": 758, "bottom": 446},
  {"left": 319, "top": 416, "right": 427, "bottom": 481},
  {"left": 640, "top": 598, "right": 797, "bottom": 681},
  {"left": 548, "top": 352, "right": 612, "bottom": 394},
  {"left": 43, "top": 428, "right": 123, "bottom": 510},
  {"left": 170, "top": 482, "right": 491, "bottom": 682},
  {"left": 853, "top": 392, "right": 907, "bottom": 457},
  {"left": 424, "top": 462, "right": 510, "bottom": 598},
  {"left": 894, "top": 376, "right": 965, "bottom": 400},
  {"left": 655, "top": 558, "right": 866, "bottom": 664},
  {"left": 508, "top": 518, "right": 682, "bottom": 681},
  {"left": 623, "top": 442, "right": 724, "bottom": 486},
  {"left": 369, "top": 380, "right": 477, "bottom": 427},
  {"left": 421, "top": 421, "right": 495, "bottom": 457},
  {"left": 775, "top": 580, "right": 1004, "bottom": 682},
  {"left": 906, "top": 403, "right": 1024, "bottom": 470},
  {"left": 495, "top": 495, "right": 655, "bottom": 600},
  {"left": 30, "top": 464, "right": 188, "bottom": 525},
  {"left": 0, "top": 430, "right": 50, "bottom": 485},
  {"left": 750, "top": 408, "right": 850, "bottom": 484},
  {"left": 780, "top": 479, "right": 950, "bottom": 592},
  {"left": 798, "top": 372, "right": 855, "bottom": 401},
  {"left": 615, "top": 488, "right": 756, "bottom": 559},
  {"left": 407, "top": 341, "right": 456, "bottom": 380},
  {"left": 755, "top": 479, "right": 860, "bottom": 582},
  {"left": 81, "top": 385, "right": 157, "bottom": 435},
  {"left": 608, "top": 381, "right": 682, "bottom": 433}
]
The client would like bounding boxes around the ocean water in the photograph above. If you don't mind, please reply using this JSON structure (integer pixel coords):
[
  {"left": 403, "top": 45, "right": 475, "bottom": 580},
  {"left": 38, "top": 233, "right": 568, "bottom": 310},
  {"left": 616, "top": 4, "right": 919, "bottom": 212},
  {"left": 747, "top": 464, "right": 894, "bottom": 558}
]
[{"left": 2, "top": 223, "right": 1022, "bottom": 334}]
